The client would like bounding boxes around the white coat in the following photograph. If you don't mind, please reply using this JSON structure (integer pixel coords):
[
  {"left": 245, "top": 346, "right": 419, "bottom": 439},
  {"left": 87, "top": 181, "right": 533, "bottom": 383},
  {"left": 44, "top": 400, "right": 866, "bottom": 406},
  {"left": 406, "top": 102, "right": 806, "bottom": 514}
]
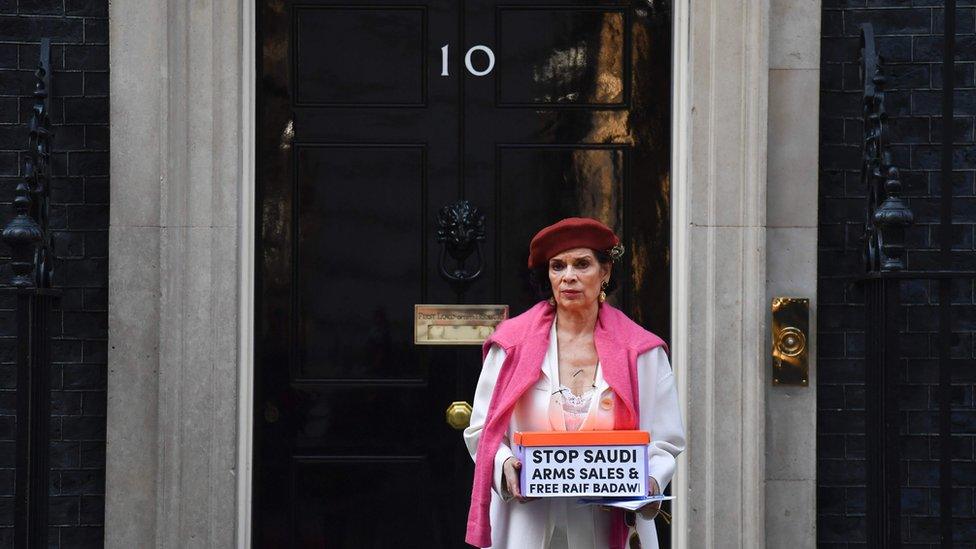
[{"left": 463, "top": 320, "right": 686, "bottom": 549}]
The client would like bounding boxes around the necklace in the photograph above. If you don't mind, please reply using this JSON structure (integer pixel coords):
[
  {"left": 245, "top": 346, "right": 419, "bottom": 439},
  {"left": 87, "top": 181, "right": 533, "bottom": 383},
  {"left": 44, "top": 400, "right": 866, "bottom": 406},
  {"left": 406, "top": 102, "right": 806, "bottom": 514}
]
[{"left": 554, "top": 363, "right": 598, "bottom": 398}]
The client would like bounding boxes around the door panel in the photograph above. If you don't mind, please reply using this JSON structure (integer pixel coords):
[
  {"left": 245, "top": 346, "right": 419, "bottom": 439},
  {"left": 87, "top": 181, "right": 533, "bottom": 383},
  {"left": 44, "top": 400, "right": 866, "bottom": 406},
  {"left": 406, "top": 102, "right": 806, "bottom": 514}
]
[
  {"left": 256, "top": 1, "right": 671, "bottom": 546},
  {"left": 495, "top": 7, "right": 628, "bottom": 107},
  {"left": 494, "top": 145, "right": 626, "bottom": 309},
  {"left": 293, "top": 7, "right": 427, "bottom": 106},
  {"left": 291, "top": 457, "right": 442, "bottom": 547},
  {"left": 295, "top": 145, "right": 427, "bottom": 379}
]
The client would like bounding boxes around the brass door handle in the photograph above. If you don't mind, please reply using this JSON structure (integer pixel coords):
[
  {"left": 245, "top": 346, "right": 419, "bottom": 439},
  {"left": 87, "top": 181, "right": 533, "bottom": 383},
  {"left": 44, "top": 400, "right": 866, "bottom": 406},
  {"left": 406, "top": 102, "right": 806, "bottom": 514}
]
[{"left": 446, "top": 401, "right": 473, "bottom": 430}]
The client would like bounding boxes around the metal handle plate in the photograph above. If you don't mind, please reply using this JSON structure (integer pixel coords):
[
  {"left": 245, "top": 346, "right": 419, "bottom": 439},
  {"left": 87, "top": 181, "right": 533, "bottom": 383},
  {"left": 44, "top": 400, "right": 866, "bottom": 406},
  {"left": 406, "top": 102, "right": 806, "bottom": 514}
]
[{"left": 772, "top": 297, "right": 810, "bottom": 386}]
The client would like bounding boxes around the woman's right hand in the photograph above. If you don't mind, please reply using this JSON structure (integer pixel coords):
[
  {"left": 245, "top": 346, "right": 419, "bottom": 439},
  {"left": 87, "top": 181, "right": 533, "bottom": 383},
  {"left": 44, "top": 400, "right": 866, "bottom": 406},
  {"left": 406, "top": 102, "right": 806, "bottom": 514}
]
[{"left": 502, "top": 457, "right": 537, "bottom": 503}]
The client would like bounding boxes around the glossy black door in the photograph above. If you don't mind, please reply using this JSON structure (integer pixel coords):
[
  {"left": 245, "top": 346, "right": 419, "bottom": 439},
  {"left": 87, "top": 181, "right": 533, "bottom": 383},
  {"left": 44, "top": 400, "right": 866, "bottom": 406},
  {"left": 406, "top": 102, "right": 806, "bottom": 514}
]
[{"left": 255, "top": 1, "right": 671, "bottom": 546}]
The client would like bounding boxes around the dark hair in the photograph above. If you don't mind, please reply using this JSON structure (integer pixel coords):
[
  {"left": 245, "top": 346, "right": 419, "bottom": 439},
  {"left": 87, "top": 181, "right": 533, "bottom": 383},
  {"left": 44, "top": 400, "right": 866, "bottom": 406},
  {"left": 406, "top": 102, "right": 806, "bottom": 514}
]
[{"left": 528, "top": 248, "right": 620, "bottom": 299}]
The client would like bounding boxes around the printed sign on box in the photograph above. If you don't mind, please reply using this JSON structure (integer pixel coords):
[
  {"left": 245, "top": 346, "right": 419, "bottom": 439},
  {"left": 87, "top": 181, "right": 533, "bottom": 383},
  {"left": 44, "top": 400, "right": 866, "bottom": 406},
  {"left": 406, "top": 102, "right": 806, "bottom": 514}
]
[{"left": 514, "top": 430, "right": 649, "bottom": 498}]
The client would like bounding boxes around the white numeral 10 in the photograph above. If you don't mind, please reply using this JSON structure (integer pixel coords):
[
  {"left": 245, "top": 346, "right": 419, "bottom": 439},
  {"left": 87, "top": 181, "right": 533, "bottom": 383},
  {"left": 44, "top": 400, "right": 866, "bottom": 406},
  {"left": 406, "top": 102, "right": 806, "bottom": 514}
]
[{"left": 441, "top": 44, "right": 495, "bottom": 77}]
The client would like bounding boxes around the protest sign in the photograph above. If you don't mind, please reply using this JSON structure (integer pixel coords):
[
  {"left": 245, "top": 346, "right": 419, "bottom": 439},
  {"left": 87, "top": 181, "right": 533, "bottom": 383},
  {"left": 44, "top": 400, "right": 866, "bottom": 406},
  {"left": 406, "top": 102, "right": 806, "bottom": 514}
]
[{"left": 514, "top": 430, "right": 649, "bottom": 498}]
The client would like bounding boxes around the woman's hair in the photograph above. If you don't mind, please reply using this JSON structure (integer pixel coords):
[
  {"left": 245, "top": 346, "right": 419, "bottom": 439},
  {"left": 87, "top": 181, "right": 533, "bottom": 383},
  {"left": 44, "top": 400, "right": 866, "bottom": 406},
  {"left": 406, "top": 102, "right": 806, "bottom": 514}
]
[{"left": 528, "top": 248, "right": 620, "bottom": 299}]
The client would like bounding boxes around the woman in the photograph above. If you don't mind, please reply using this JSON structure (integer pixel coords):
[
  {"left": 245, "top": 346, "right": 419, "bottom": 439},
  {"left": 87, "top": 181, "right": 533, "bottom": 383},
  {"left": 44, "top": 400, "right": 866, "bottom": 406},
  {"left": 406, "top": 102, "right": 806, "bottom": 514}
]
[{"left": 463, "top": 217, "right": 685, "bottom": 549}]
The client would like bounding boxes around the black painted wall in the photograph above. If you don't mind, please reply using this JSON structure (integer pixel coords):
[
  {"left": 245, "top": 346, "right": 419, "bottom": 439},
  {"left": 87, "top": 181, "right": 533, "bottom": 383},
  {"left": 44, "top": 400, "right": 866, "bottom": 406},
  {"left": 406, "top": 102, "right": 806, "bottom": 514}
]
[
  {"left": 0, "top": 1, "right": 108, "bottom": 547},
  {"left": 820, "top": 2, "right": 976, "bottom": 547}
]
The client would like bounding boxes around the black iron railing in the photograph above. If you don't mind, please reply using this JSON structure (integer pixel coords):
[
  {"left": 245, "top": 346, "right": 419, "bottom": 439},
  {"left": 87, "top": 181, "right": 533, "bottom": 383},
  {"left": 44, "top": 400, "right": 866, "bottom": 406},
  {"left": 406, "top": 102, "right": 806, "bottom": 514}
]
[
  {"left": 860, "top": 24, "right": 913, "bottom": 274},
  {"left": 860, "top": 12, "right": 974, "bottom": 547},
  {"left": 0, "top": 38, "right": 59, "bottom": 549}
]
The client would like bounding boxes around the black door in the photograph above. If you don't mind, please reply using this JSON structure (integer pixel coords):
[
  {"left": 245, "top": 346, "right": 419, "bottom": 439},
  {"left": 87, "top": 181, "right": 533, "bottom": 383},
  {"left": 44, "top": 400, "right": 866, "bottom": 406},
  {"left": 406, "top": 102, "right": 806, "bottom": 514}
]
[{"left": 255, "top": 1, "right": 671, "bottom": 546}]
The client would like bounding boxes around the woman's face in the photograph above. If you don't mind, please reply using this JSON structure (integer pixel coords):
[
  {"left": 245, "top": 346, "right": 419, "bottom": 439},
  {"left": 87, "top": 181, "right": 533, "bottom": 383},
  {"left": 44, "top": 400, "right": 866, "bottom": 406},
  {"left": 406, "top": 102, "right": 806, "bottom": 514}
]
[{"left": 547, "top": 247, "right": 610, "bottom": 312}]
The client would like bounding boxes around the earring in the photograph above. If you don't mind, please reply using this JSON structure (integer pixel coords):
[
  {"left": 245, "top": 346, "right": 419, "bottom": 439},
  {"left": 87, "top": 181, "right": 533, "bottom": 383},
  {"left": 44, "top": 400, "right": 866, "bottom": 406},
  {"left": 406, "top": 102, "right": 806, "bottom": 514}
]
[
  {"left": 599, "top": 281, "right": 608, "bottom": 303},
  {"left": 548, "top": 296, "right": 556, "bottom": 306}
]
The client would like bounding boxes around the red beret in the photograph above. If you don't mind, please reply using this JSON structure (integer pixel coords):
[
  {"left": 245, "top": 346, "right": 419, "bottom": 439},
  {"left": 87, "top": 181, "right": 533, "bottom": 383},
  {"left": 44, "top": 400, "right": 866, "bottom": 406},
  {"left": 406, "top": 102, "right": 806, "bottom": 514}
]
[{"left": 527, "top": 217, "right": 620, "bottom": 268}]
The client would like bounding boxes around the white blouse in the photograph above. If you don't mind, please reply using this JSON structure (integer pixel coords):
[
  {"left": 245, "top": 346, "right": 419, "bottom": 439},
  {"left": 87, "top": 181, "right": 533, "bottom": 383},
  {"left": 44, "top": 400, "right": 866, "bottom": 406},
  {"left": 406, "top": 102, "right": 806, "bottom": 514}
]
[
  {"left": 552, "top": 377, "right": 598, "bottom": 432},
  {"left": 463, "top": 320, "right": 686, "bottom": 549}
]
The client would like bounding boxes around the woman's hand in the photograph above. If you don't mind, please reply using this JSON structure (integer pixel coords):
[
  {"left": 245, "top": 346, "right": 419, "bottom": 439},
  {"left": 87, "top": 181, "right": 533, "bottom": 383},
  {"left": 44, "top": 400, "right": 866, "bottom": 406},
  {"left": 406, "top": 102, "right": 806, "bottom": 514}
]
[
  {"left": 502, "top": 457, "right": 537, "bottom": 503},
  {"left": 637, "top": 477, "right": 662, "bottom": 519}
]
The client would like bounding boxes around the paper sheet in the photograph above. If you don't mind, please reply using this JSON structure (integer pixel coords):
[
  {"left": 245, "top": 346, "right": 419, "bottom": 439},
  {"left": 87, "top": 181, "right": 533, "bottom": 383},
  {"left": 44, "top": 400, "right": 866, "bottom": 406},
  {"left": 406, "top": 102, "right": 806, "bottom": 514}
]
[{"left": 576, "top": 495, "right": 675, "bottom": 511}]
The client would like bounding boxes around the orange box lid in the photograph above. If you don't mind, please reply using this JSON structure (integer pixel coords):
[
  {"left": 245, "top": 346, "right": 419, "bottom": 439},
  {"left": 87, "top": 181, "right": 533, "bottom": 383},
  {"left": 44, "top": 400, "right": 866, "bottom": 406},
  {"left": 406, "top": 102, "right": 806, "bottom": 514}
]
[{"left": 514, "top": 430, "right": 649, "bottom": 447}]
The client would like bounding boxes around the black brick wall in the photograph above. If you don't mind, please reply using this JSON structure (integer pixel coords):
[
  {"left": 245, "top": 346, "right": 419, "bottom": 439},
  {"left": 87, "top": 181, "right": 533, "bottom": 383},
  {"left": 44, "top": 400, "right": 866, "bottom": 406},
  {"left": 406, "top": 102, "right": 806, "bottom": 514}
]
[
  {"left": 0, "top": 1, "right": 108, "bottom": 547},
  {"left": 820, "top": 2, "right": 976, "bottom": 547}
]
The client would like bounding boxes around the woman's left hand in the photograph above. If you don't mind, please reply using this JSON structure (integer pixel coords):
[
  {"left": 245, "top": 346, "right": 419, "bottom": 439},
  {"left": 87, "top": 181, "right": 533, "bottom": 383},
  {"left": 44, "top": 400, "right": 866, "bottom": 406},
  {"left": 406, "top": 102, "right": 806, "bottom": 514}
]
[{"left": 636, "top": 477, "right": 661, "bottom": 520}]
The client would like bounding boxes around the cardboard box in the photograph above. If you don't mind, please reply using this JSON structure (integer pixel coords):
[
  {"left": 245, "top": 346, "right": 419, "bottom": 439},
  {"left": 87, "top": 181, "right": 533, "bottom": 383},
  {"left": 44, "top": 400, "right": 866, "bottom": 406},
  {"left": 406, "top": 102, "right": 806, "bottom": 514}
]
[{"left": 514, "top": 430, "right": 649, "bottom": 498}]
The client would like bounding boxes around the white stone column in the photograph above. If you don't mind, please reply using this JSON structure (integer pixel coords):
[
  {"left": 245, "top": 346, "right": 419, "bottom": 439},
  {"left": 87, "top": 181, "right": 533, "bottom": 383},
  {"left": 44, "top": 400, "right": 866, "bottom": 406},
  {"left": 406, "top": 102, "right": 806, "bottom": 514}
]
[
  {"left": 106, "top": 0, "right": 244, "bottom": 546},
  {"left": 671, "top": 0, "right": 770, "bottom": 547},
  {"left": 764, "top": 0, "right": 820, "bottom": 546}
]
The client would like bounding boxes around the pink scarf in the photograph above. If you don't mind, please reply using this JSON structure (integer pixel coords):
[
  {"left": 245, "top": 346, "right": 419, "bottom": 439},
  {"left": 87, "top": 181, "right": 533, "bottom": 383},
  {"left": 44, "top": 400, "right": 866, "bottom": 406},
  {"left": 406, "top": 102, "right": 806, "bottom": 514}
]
[{"left": 465, "top": 301, "right": 667, "bottom": 548}]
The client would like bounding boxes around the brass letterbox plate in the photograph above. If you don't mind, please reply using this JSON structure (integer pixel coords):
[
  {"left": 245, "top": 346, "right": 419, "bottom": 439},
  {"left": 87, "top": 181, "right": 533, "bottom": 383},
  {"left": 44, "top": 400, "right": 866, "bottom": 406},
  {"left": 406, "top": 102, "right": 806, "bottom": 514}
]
[
  {"left": 772, "top": 297, "right": 809, "bottom": 386},
  {"left": 414, "top": 304, "right": 509, "bottom": 345}
]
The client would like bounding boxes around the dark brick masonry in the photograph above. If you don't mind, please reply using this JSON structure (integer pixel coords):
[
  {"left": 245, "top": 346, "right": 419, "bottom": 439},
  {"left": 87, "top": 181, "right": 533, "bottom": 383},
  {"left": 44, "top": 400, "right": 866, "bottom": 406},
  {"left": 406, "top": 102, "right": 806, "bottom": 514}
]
[
  {"left": 820, "top": 2, "right": 976, "bottom": 547},
  {"left": 0, "top": 1, "right": 108, "bottom": 547}
]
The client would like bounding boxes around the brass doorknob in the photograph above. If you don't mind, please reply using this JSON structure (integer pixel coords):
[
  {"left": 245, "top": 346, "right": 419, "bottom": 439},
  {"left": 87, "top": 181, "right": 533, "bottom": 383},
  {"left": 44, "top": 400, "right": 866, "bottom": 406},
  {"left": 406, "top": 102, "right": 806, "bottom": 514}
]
[{"left": 446, "top": 401, "right": 473, "bottom": 430}]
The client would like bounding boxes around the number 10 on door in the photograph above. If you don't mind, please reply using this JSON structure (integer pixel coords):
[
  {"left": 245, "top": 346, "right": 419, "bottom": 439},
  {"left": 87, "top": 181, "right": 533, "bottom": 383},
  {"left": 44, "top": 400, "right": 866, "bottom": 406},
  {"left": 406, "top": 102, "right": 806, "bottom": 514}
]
[{"left": 441, "top": 44, "right": 495, "bottom": 77}]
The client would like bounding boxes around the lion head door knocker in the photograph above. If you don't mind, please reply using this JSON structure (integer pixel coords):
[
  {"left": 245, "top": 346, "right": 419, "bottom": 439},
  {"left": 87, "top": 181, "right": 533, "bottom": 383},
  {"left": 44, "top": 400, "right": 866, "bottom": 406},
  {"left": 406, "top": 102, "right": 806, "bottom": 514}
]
[{"left": 435, "top": 200, "right": 486, "bottom": 300}]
